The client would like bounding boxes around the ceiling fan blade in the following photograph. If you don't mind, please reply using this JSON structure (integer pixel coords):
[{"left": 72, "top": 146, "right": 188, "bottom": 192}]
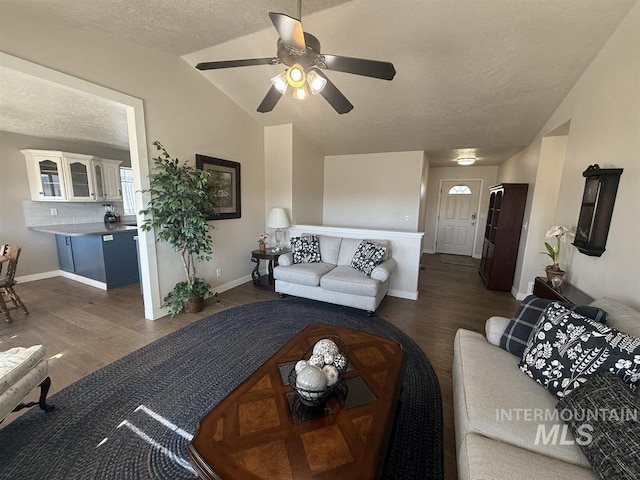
[
  {"left": 319, "top": 55, "right": 396, "bottom": 80},
  {"left": 257, "top": 85, "right": 283, "bottom": 113},
  {"left": 269, "top": 12, "right": 306, "bottom": 51},
  {"left": 314, "top": 70, "right": 353, "bottom": 114},
  {"left": 196, "top": 58, "right": 279, "bottom": 70}
]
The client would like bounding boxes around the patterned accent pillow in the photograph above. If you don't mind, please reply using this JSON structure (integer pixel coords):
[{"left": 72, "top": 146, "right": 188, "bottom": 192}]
[
  {"left": 351, "top": 240, "right": 387, "bottom": 276},
  {"left": 290, "top": 235, "right": 322, "bottom": 264},
  {"left": 519, "top": 302, "right": 640, "bottom": 398},
  {"left": 557, "top": 372, "right": 640, "bottom": 480},
  {"left": 500, "top": 295, "right": 608, "bottom": 357}
]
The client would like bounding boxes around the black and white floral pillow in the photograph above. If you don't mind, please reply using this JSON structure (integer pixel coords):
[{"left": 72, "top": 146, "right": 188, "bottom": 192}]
[
  {"left": 519, "top": 302, "right": 640, "bottom": 398},
  {"left": 351, "top": 240, "right": 387, "bottom": 276},
  {"left": 290, "top": 235, "right": 322, "bottom": 264}
]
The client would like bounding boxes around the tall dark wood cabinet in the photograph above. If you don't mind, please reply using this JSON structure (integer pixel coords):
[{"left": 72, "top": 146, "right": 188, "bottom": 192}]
[{"left": 479, "top": 183, "right": 528, "bottom": 291}]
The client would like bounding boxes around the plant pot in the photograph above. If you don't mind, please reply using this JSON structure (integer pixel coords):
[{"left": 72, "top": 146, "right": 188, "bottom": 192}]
[
  {"left": 183, "top": 295, "right": 204, "bottom": 314},
  {"left": 545, "top": 266, "right": 566, "bottom": 283},
  {"left": 259, "top": 244, "right": 266, "bottom": 253}
]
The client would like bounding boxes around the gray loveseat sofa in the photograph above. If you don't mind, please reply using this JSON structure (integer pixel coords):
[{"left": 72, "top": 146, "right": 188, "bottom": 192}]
[
  {"left": 453, "top": 296, "right": 640, "bottom": 479},
  {"left": 273, "top": 235, "right": 397, "bottom": 314}
]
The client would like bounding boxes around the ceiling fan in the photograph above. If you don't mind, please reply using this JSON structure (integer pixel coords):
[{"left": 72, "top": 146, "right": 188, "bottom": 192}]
[{"left": 195, "top": 2, "right": 396, "bottom": 114}]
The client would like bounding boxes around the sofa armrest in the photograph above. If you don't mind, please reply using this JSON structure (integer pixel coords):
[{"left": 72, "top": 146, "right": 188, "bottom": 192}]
[
  {"left": 278, "top": 252, "right": 293, "bottom": 266},
  {"left": 371, "top": 258, "right": 397, "bottom": 282},
  {"left": 485, "top": 316, "right": 510, "bottom": 346}
]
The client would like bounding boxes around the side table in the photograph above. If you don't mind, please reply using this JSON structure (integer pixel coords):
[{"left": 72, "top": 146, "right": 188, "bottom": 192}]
[
  {"left": 533, "top": 276, "right": 594, "bottom": 306},
  {"left": 251, "top": 248, "right": 290, "bottom": 289}
]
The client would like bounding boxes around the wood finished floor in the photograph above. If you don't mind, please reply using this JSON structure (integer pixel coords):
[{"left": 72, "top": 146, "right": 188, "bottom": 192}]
[{"left": 1, "top": 253, "right": 519, "bottom": 480}]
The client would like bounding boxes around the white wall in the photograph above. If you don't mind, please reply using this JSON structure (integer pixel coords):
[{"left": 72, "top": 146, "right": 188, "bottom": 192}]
[
  {"left": 499, "top": 3, "right": 640, "bottom": 308},
  {"left": 292, "top": 125, "right": 324, "bottom": 225},
  {"left": 323, "top": 151, "right": 424, "bottom": 231},
  {"left": 422, "top": 165, "right": 499, "bottom": 256},
  {"left": 0, "top": 10, "right": 265, "bottom": 317}
]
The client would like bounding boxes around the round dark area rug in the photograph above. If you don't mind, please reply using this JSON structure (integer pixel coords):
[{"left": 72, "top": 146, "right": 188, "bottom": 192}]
[{"left": 0, "top": 298, "right": 443, "bottom": 479}]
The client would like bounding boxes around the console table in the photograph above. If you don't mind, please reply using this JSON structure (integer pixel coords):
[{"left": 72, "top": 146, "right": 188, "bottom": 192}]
[{"left": 533, "top": 276, "right": 594, "bottom": 306}]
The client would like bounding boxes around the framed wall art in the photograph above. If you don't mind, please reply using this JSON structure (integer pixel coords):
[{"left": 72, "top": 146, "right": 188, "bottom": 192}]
[{"left": 196, "top": 154, "right": 241, "bottom": 220}]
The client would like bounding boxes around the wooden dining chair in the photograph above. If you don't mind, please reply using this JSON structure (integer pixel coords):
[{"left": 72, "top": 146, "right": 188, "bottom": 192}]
[{"left": 0, "top": 244, "right": 29, "bottom": 323}]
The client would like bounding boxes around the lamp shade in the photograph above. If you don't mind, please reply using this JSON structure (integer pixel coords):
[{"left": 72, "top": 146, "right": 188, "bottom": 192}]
[{"left": 267, "top": 207, "right": 290, "bottom": 229}]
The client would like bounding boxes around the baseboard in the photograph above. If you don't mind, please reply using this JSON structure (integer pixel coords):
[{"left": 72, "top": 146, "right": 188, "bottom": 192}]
[
  {"left": 423, "top": 248, "right": 435, "bottom": 254},
  {"left": 215, "top": 274, "right": 253, "bottom": 293},
  {"left": 512, "top": 286, "right": 527, "bottom": 301},
  {"left": 472, "top": 253, "right": 481, "bottom": 259},
  {"left": 59, "top": 271, "right": 108, "bottom": 290},
  {"left": 388, "top": 289, "right": 418, "bottom": 300},
  {"left": 15, "top": 270, "right": 60, "bottom": 283}
]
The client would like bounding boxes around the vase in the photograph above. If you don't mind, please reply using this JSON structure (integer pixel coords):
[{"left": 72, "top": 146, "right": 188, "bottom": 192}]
[
  {"left": 545, "top": 266, "right": 566, "bottom": 283},
  {"left": 259, "top": 244, "right": 266, "bottom": 253},
  {"left": 183, "top": 295, "right": 204, "bottom": 314}
]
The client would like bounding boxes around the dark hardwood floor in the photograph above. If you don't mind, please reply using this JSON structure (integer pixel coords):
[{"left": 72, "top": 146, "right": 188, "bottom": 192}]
[{"left": 0, "top": 253, "right": 519, "bottom": 479}]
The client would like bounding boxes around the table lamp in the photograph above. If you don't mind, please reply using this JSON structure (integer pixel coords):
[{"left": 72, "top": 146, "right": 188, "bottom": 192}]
[{"left": 267, "top": 207, "right": 290, "bottom": 252}]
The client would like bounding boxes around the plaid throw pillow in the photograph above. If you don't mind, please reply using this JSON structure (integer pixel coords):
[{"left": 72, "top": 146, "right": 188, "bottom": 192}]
[
  {"left": 499, "top": 295, "right": 607, "bottom": 357},
  {"left": 351, "top": 240, "right": 387, "bottom": 276},
  {"left": 557, "top": 372, "right": 640, "bottom": 480},
  {"left": 290, "top": 235, "right": 322, "bottom": 264}
]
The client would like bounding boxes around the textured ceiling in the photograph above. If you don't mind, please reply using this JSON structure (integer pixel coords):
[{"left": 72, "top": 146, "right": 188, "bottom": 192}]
[
  {"left": 0, "top": 0, "right": 635, "bottom": 166},
  {"left": 0, "top": 68, "right": 129, "bottom": 150}
]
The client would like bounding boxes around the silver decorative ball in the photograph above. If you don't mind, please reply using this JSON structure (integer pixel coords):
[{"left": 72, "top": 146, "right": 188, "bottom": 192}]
[
  {"left": 333, "top": 353, "right": 348, "bottom": 372},
  {"left": 308, "top": 354, "right": 325, "bottom": 368},
  {"left": 313, "top": 339, "right": 339, "bottom": 356},
  {"left": 295, "top": 360, "right": 308, "bottom": 374},
  {"left": 322, "top": 365, "right": 339, "bottom": 386}
]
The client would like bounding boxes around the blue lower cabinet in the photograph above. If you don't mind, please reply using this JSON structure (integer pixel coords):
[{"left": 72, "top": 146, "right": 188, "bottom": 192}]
[{"left": 57, "top": 231, "right": 139, "bottom": 289}]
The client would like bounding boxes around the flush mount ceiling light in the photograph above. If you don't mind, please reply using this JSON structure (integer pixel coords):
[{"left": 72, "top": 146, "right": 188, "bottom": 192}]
[{"left": 457, "top": 157, "right": 476, "bottom": 166}]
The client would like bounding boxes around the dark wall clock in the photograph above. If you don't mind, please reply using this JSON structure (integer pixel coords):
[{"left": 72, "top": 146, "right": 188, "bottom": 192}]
[{"left": 573, "top": 164, "right": 623, "bottom": 257}]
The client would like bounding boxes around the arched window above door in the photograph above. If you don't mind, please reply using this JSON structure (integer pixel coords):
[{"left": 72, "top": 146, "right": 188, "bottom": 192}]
[{"left": 448, "top": 185, "right": 472, "bottom": 195}]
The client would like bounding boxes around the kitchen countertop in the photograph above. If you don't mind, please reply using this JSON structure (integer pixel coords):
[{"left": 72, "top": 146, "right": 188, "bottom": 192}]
[{"left": 29, "top": 222, "right": 138, "bottom": 236}]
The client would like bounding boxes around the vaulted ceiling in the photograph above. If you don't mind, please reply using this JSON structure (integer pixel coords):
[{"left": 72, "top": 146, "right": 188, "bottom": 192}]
[{"left": 0, "top": 0, "right": 635, "bottom": 165}]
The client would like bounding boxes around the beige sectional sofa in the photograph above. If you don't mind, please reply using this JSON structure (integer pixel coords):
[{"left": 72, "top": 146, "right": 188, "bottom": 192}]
[
  {"left": 273, "top": 235, "right": 397, "bottom": 314},
  {"left": 453, "top": 297, "right": 640, "bottom": 479}
]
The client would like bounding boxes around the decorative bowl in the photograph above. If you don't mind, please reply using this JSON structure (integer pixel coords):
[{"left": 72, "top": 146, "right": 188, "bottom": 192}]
[{"left": 288, "top": 335, "right": 349, "bottom": 407}]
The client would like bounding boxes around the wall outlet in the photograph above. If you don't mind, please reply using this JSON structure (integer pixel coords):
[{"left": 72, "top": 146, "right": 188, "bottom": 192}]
[
  {"left": 216, "top": 268, "right": 222, "bottom": 277},
  {"left": 50, "top": 208, "right": 58, "bottom": 216},
  {"left": 404, "top": 215, "right": 409, "bottom": 221}
]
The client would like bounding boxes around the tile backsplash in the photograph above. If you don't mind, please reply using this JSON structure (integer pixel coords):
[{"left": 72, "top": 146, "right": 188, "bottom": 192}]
[{"left": 23, "top": 201, "right": 125, "bottom": 226}]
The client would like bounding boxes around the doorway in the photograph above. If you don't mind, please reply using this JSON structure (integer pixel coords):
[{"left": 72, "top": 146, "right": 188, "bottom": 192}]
[
  {"left": 435, "top": 180, "right": 481, "bottom": 256},
  {"left": 1, "top": 52, "right": 162, "bottom": 319}
]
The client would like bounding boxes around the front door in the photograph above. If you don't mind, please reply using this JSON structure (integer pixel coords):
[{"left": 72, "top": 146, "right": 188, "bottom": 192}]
[{"left": 436, "top": 180, "right": 481, "bottom": 256}]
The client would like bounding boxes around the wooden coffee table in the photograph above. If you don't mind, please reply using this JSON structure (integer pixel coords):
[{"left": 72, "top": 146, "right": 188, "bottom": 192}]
[{"left": 188, "top": 323, "right": 406, "bottom": 479}]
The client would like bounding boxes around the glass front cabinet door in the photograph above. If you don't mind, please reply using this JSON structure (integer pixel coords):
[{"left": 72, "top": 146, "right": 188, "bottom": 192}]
[
  {"left": 64, "top": 154, "right": 97, "bottom": 201},
  {"left": 22, "top": 150, "right": 68, "bottom": 201}
]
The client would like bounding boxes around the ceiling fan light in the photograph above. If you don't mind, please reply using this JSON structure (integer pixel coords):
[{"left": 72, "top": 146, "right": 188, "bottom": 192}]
[
  {"left": 271, "top": 71, "right": 288, "bottom": 94},
  {"left": 457, "top": 157, "right": 476, "bottom": 166},
  {"left": 286, "top": 64, "right": 306, "bottom": 88},
  {"left": 306, "top": 70, "right": 327, "bottom": 94},
  {"left": 293, "top": 84, "right": 309, "bottom": 100}
]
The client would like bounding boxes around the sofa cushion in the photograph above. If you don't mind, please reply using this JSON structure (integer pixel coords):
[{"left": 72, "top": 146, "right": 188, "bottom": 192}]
[
  {"left": 320, "top": 266, "right": 381, "bottom": 297},
  {"left": 519, "top": 302, "right": 640, "bottom": 398},
  {"left": 500, "top": 295, "right": 608, "bottom": 358},
  {"left": 460, "top": 433, "right": 599, "bottom": 480},
  {"left": 350, "top": 240, "right": 387, "bottom": 276},
  {"left": 454, "top": 329, "right": 591, "bottom": 468},
  {"left": 337, "top": 238, "right": 363, "bottom": 266},
  {"left": 318, "top": 235, "right": 342, "bottom": 265},
  {"left": 273, "top": 262, "right": 335, "bottom": 286},
  {"left": 290, "top": 235, "right": 322, "bottom": 264},
  {"left": 0, "top": 345, "right": 45, "bottom": 396},
  {"left": 556, "top": 372, "right": 640, "bottom": 480},
  {"left": 589, "top": 297, "right": 640, "bottom": 337}
]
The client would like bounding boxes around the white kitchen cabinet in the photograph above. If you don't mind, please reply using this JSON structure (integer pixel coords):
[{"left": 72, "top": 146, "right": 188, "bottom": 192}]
[
  {"left": 101, "top": 159, "right": 123, "bottom": 200},
  {"left": 21, "top": 150, "right": 68, "bottom": 201},
  {"left": 63, "top": 153, "right": 99, "bottom": 201},
  {"left": 21, "top": 150, "right": 123, "bottom": 203}
]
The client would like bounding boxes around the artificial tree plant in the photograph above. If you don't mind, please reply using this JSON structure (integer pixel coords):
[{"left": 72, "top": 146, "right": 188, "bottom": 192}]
[{"left": 140, "top": 141, "right": 218, "bottom": 317}]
